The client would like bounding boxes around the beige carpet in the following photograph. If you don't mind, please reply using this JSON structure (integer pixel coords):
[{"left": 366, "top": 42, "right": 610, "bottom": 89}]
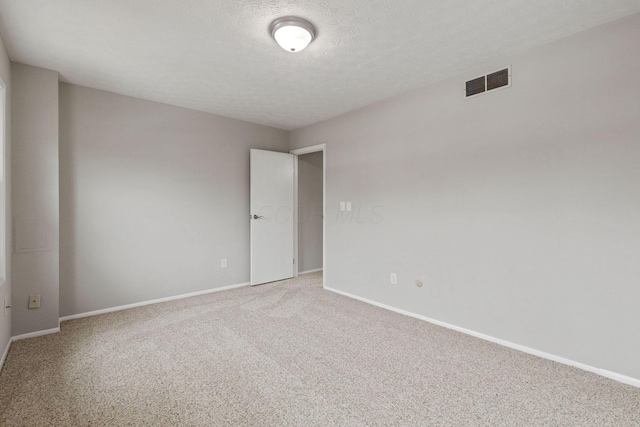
[{"left": 1, "top": 272, "right": 638, "bottom": 426}]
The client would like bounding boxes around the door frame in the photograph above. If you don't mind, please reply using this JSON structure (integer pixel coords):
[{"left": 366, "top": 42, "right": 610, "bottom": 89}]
[{"left": 290, "top": 144, "right": 326, "bottom": 288}]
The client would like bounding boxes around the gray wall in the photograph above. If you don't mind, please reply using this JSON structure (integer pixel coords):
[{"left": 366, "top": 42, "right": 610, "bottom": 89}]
[
  {"left": 59, "top": 84, "right": 288, "bottom": 317},
  {"left": 290, "top": 14, "right": 640, "bottom": 380},
  {"left": 11, "top": 63, "right": 59, "bottom": 336},
  {"left": 0, "top": 36, "right": 11, "bottom": 355},
  {"left": 298, "top": 151, "right": 323, "bottom": 273}
]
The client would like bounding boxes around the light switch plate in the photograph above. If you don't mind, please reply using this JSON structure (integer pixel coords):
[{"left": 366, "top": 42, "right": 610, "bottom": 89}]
[
  {"left": 340, "top": 202, "right": 345, "bottom": 211},
  {"left": 346, "top": 202, "right": 352, "bottom": 212}
]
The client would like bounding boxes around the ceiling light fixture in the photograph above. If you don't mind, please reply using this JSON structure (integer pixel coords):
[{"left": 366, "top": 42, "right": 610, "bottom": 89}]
[{"left": 270, "top": 16, "right": 316, "bottom": 53}]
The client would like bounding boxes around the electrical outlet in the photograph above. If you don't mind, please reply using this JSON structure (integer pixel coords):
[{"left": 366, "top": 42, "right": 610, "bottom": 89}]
[
  {"left": 28, "top": 294, "right": 41, "bottom": 309},
  {"left": 221, "top": 258, "right": 228, "bottom": 269},
  {"left": 390, "top": 273, "right": 397, "bottom": 285}
]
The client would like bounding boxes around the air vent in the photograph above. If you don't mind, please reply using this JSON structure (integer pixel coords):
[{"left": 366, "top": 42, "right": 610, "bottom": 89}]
[
  {"left": 465, "top": 66, "right": 511, "bottom": 98},
  {"left": 466, "top": 76, "right": 485, "bottom": 97}
]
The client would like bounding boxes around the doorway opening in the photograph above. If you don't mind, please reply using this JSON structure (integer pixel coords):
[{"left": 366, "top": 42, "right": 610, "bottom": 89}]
[{"left": 291, "top": 144, "right": 325, "bottom": 288}]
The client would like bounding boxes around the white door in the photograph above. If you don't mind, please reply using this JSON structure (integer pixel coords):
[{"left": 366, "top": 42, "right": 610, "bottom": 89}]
[{"left": 250, "top": 149, "right": 295, "bottom": 286}]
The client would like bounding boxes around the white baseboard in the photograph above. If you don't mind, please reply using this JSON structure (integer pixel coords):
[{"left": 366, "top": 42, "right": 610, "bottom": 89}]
[
  {"left": 59, "top": 281, "right": 250, "bottom": 322},
  {"left": 299, "top": 268, "right": 323, "bottom": 275},
  {"left": 0, "top": 336, "right": 11, "bottom": 372},
  {"left": 324, "top": 286, "right": 640, "bottom": 389},
  {"left": 12, "top": 327, "right": 61, "bottom": 342}
]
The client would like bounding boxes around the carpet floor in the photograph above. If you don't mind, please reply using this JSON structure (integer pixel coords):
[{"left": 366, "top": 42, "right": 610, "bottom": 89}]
[{"left": 0, "top": 272, "right": 638, "bottom": 426}]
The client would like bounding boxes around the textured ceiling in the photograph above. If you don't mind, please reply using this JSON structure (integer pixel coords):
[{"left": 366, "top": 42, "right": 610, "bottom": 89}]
[{"left": 0, "top": 1, "right": 639, "bottom": 130}]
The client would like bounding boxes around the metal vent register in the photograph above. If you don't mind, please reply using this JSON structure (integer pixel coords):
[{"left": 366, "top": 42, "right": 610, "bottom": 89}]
[{"left": 465, "top": 67, "right": 511, "bottom": 98}]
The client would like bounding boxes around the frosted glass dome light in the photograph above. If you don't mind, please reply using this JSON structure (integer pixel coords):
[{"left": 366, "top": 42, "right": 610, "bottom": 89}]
[{"left": 270, "top": 17, "right": 316, "bottom": 53}]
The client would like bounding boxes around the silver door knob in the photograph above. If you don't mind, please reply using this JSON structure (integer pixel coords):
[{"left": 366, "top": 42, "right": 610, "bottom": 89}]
[{"left": 252, "top": 214, "right": 264, "bottom": 219}]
